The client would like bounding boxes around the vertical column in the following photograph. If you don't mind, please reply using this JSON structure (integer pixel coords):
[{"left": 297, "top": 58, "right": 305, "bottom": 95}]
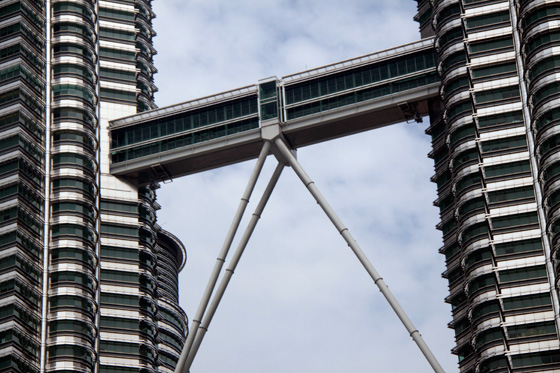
[{"left": 0, "top": 1, "right": 46, "bottom": 371}]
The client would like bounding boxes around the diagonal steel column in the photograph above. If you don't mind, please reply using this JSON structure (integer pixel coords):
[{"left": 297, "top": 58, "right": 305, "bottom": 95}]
[
  {"left": 175, "top": 142, "right": 272, "bottom": 373},
  {"left": 273, "top": 137, "right": 445, "bottom": 373},
  {"left": 181, "top": 161, "right": 285, "bottom": 372}
]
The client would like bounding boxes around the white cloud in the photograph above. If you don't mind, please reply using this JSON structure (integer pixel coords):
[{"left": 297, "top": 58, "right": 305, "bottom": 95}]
[{"left": 152, "top": 1, "right": 457, "bottom": 372}]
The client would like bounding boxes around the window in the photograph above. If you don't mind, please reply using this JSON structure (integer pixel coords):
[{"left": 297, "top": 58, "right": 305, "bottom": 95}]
[
  {"left": 100, "top": 316, "right": 139, "bottom": 330},
  {"left": 525, "top": 30, "right": 560, "bottom": 56},
  {"left": 512, "top": 350, "right": 560, "bottom": 368},
  {"left": 462, "top": 222, "right": 489, "bottom": 242},
  {"left": 54, "top": 43, "right": 94, "bottom": 62},
  {"left": 537, "top": 106, "right": 560, "bottom": 130},
  {"left": 446, "top": 100, "right": 472, "bottom": 120},
  {"left": 99, "top": 8, "right": 134, "bottom": 21},
  {"left": 503, "top": 292, "right": 552, "bottom": 310},
  {"left": 479, "top": 356, "right": 508, "bottom": 372},
  {"left": 532, "top": 82, "right": 560, "bottom": 106},
  {"left": 508, "top": 321, "right": 556, "bottom": 339},
  {"left": 449, "top": 124, "right": 475, "bottom": 147},
  {"left": 100, "top": 224, "right": 138, "bottom": 237},
  {"left": 51, "top": 248, "right": 94, "bottom": 267},
  {"left": 498, "top": 265, "right": 547, "bottom": 283},
  {"left": 51, "top": 271, "right": 94, "bottom": 289},
  {"left": 100, "top": 245, "right": 138, "bottom": 260},
  {"left": 454, "top": 318, "right": 470, "bottom": 336},
  {"left": 453, "top": 148, "right": 478, "bottom": 168},
  {"left": 100, "top": 88, "right": 136, "bottom": 102},
  {"left": 101, "top": 269, "right": 137, "bottom": 283},
  {"left": 101, "top": 293, "right": 138, "bottom": 306},
  {"left": 439, "top": 27, "right": 463, "bottom": 47},
  {"left": 458, "top": 197, "right": 484, "bottom": 216},
  {"left": 475, "top": 327, "right": 503, "bottom": 348},
  {"left": 485, "top": 160, "right": 530, "bottom": 178},
  {"left": 470, "top": 37, "right": 513, "bottom": 54},
  {"left": 436, "top": 3, "right": 460, "bottom": 24},
  {"left": 545, "top": 160, "right": 560, "bottom": 181},
  {"left": 472, "top": 300, "right": 500, "bottom": 320},
  {"left": 53, "top": 22, "right": 94, "bottom": 42},
  {"left": 100, "top": 67, "right": 136, "bottom": 82},
  {"left": 50, "top": 320, "right": 91, "bottom": 336},
  {"left": 476, "top": 86, "right": 519, "bottom": 104},
  {"left": 495, "top": 238, "right": 542, "bottom": 256},
  {"left": 467, "top": 273, "right": 495, "bottom": 294},
  {"left": 440, "top": 51, "right": 466, "bottom": 73},
  {"left": 99, "top": 28, "right": 135, "bottom": 41},
  {"left": 99, "top": 47, "right": 135, "bottom": 61},
  {"left": 522, "top": 5, "right": 560, "bottom": 30},
  {"left": 467, "top": 10, "right": 510, "bottom": 29},
  {"left": 464, "top": 247, "right": 492, "bottom": 270},
  {"left": 51, "top": 224, "right": 93, "bottom": 241},
  {"left": 481, "top": 135, "right": 526, "bottom": 153},
  {"left": 488, "top": 185, "right": 534, "bottom": 203},
  {"left": 53, "top": 84, "right": 94, "bottom": 105},
  {"left": 53, "top": 63, "right": 94, "bottom": 82},
  {"left": 455, "top": 173, "right": 481, "bottom": 194},
  {"left": 50, "top": 295, "right": 94, "bottom": 313},
  {"left": 49, "top": 345, "right": 93, "bottom": 364},
  {"left": 492, "top": 211, "right": 538, "bottom": 229},
  {"left": 444, "top": 244, "right": 460, "bottom": 260}
]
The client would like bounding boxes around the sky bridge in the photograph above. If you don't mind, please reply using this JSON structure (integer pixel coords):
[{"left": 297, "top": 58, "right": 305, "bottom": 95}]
[
  {"left": 108, "top": 36, "right": 450, "bottom": 373},
  {"left": 109, "top": 37, "right": 439, "bottom": 184}
]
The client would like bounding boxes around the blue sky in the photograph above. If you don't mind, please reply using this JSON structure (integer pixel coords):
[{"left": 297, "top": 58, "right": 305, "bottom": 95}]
[{"left": 150, "top": 1, "right": 458, "bottom": 372}]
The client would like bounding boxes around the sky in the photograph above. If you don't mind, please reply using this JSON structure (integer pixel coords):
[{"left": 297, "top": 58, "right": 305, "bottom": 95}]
[{"left": 149, "top": 1, "right": 458, "bottom": 372}]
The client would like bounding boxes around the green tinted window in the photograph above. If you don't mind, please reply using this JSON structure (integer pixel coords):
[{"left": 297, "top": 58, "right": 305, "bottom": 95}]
[
  {"left": 481, "top": 135, "right": 526, "bottom": 152},
  {"left": 508, "top": 321, "right": 556, "bottom": 339},
  {"left": 470, "top": 37, "right": 513, "bottom": 53},
  {"left": 495, "top": 238, "right": 542, "bottom": 256},
  {"left": 499, "top": 265, "right": 547, "bottom": 283},
  {"left": 467, "top": 10, "right": 510, "bottom": 29},
  {"left": 492, "top": 212, "right": 538, "bottom": 229},
  {"left": 488, "top": 185, "right": 534, "bottom": 203},
  {"left": 485, "top": 160, "right": 530, "bottom": 178},
  {"left": 503, "top": 293, "right": 551, "bottom": 310}
]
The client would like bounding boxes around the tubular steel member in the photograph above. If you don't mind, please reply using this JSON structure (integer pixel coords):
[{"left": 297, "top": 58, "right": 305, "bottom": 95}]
[
  {"left": 179, "top": 161, "right": 285, "bottom": 372},
  {"left": 175, "top": 142, "right": 272, "bottom": 373},
  {"left": 273, "top": 137, "right": 445, "bottom": 373}
]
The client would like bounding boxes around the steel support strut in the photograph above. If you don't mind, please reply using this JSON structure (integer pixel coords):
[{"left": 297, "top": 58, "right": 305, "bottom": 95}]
[
  {"left": 273, "top": 137, "right": 445, "bottom": 373},
  {"left": 180, "top": 161, "right": 285, "bottom": 372},
  {"left": 175, "top": 142, "right": 272, "bottom": 373}
]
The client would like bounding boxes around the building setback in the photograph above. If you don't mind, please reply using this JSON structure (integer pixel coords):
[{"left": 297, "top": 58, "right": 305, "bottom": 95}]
[
  {"left": 0, "top": 1, "right": 187, "bottom": 373},
  {"left": 416, "top": 0, "right": 560, "bottom": 371}
]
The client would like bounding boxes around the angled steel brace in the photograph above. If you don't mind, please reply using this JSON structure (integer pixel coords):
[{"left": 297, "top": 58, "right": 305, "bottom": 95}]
[
  {"left": 175, "top": 142, "right": 272, "bottom": 373},
  {"left": 178, "top": 135, "right": 444, "bottom": 373},
  {"left": 178, "top": 160, "right": 285, "bottom": 372},
  {"left": 273, "top": 137, "right": 444, "bottom": 373}
]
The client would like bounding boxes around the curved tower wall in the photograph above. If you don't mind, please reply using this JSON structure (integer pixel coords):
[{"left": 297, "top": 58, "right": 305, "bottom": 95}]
[
  {"left": 0, "top": 1, "right": 187, "bottom": 372},
  {"left": 417, "top": 0, "right": 560, "bottom": 371}
]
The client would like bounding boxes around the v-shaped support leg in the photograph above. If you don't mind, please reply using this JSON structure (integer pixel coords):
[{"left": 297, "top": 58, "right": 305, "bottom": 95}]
[
  {"left": 273, "top": 137, "right": 445, "bottom": 373},
  {"left": 175, "top": 142, "right": 273, "bottom": 372},
  {"left": 177, "top": 135, "right": 444, "bottom": 373},
  {"left": 176, "top": 157, "right": 285, "bottom": 372}
]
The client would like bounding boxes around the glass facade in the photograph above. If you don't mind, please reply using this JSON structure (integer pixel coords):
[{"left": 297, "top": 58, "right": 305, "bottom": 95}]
[
  {"left": 418, "top": 0, "right": 560, "bottom": 371},
  {"left": 0, "top": 1, "right": 187, "bottom": 372}
]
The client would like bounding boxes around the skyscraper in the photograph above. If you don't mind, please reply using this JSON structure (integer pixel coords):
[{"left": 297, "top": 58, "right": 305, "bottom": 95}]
[
  {"left": 416, "top": 0, "right": 560, "bottom": 371},
  {"left": 0, "top": 1, "right": 187, "bottom": 372}
]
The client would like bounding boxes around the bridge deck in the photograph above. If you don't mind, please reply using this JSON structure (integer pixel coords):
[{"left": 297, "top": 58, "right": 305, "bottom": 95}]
[{"left": 109, "top": 38, "right": 439, "bottom": 184}]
